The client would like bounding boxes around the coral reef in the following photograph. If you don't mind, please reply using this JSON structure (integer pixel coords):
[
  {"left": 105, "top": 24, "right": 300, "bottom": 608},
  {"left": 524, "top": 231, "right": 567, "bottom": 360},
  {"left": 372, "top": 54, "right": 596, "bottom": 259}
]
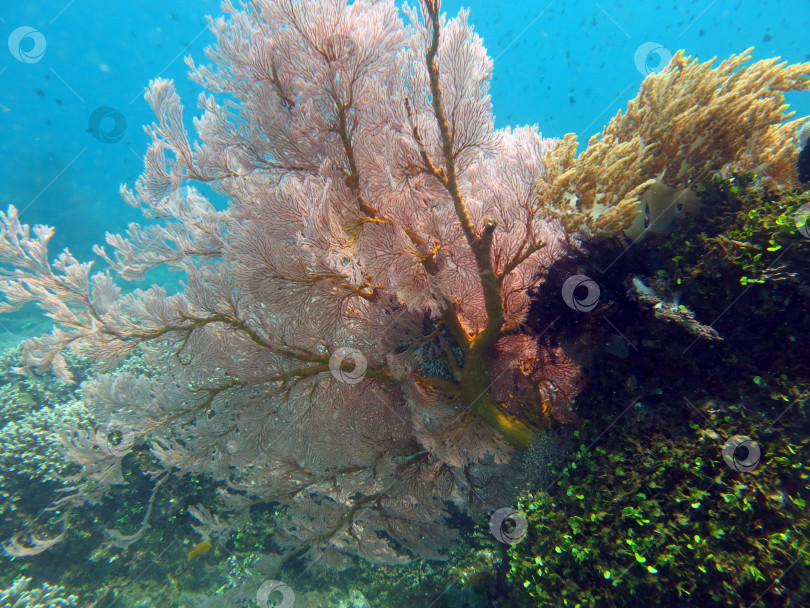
[
  {"left": 0, "top": 576, "right": 78, "bottom": 608},
  {"left": 537, "top": 49, "right": 810, "bottom": 235},
  {"left": 0, "top": 346, "right": 88, "bottom": 546},
  {"left": 514, "top": 167, "right": 810, "bottom": 607},
  {"left": 506, "top": 389, "right": 810, "bottom": 607},
  {"left": 0, "top": 0, "right": 580, "bottom": 570},
  {"left": 0, "top": 1, "right": 808, "bottom": 603}
]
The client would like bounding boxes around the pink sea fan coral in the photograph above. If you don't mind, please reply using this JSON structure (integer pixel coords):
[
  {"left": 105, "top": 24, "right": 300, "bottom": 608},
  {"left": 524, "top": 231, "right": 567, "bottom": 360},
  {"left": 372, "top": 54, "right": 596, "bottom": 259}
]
[{"left": 0, "top": 0, "right": 575, "bottom": 566}]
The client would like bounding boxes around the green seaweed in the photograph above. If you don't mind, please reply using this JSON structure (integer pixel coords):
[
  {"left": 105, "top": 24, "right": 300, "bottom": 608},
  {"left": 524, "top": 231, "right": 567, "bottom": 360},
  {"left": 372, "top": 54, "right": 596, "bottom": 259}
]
[{"left": 506, "top": 386, "right": 810, "bottom": 607}]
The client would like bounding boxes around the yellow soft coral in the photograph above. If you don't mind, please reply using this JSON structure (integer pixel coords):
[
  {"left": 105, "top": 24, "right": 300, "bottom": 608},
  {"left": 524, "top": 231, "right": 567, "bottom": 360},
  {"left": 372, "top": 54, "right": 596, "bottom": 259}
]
[{"left": 538, "top": 48, "right": 810, "bottom": 236}]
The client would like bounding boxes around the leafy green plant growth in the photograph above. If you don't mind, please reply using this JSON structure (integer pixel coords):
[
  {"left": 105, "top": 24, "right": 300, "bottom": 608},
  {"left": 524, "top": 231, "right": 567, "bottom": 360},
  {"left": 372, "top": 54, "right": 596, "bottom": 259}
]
[{"left": 506, "top": 387, "right": 810, "bottom": 607}]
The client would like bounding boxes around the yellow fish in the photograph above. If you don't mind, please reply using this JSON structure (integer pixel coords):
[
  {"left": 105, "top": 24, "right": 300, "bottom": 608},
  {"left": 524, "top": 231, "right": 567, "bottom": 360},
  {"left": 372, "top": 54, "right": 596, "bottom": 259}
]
[{"left": 187, "top": 541, "right": 212, "bottom": 559}]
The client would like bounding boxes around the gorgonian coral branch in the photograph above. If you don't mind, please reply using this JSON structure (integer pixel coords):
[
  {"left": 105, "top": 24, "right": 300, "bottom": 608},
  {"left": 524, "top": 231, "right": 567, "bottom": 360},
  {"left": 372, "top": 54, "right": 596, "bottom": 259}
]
[{"left": 0, "top": 0, "right": 584, "bottom": 567}]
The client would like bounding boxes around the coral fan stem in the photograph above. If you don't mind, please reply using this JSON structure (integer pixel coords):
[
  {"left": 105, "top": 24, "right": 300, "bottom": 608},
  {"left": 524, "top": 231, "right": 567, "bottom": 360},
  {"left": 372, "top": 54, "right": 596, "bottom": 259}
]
[{"left": 424, "top": 0, "right": 535, "bottom": 448}]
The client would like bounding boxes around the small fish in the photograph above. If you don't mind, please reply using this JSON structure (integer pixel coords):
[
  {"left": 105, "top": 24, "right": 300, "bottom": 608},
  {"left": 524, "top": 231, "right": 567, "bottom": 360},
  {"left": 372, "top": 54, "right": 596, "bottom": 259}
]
[
  {"left": 0, "top": 105, "right": 10, "bottom": 112},
  {"left": 187, "top": 541, "right": 212, "bottom": 559}
]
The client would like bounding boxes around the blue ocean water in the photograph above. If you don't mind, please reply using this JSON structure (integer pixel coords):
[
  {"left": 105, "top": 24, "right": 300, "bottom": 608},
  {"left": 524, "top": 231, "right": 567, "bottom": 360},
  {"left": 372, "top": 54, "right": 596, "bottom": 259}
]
[{"left": 1, "top": 1, "right": 808, "bottom": 259}]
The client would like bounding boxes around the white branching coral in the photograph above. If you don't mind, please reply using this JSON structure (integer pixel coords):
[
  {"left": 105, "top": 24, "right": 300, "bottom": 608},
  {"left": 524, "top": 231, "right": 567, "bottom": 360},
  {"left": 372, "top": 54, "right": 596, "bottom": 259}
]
[{"left": 0, "top": 576, "right": 78, "bottom": 608}]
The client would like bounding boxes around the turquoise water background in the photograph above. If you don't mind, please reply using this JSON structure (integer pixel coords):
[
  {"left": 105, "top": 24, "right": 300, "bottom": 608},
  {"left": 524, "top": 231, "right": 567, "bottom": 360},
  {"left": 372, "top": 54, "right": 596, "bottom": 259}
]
[{"left": 1, "top": 0, "right": 809, "bottom": 261}]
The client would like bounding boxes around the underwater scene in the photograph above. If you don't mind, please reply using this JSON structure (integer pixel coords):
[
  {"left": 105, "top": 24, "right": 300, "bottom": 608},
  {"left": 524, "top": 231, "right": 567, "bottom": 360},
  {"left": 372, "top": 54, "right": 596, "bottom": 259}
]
[{"left": 1, "top": 0, "right": 810, "bottom": 606}]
